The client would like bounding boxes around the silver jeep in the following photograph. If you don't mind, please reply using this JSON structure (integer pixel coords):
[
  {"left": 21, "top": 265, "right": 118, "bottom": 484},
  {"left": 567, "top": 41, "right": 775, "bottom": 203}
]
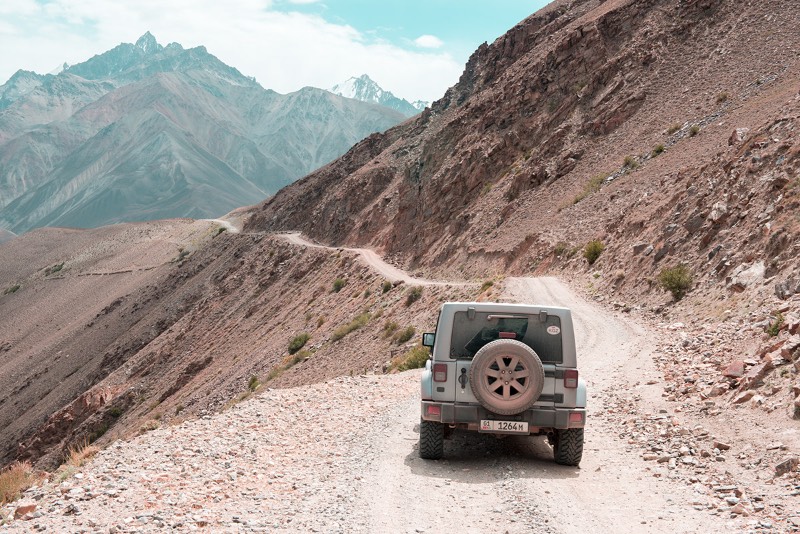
[{"left": 419, "top": 302, "right": 587, "bottom": 466}]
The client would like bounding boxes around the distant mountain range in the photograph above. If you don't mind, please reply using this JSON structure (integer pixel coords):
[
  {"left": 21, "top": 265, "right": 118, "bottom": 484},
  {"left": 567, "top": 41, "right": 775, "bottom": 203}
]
[
  {"left": 0, "top": 33, "right": 406, "bottom": 234},
  {"left": 329, "top": 74, "right": 428, "bottom": 117}
]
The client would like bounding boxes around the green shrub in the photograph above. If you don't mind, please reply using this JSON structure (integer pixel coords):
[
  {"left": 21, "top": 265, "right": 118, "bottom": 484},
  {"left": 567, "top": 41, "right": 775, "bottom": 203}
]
[
  {"left": 480, "top": 280, "right": 494, "bottom": 292},
  {"left": 331, "top": 312, "right": 371, "bottom": 341},
  {"left": 689, "top": 125, "right": 700, "bottom": 137},
  {"left": 652, "top": 144, "right": 665, "bottom": 156},
  {"left": 667, "top": 123, "right": 681, "bottom": 135},
  {"left": 657, "top": 264, "right": 693, "bottom": 301},
  {"left": 392, "top": 326, "right": 416, "bottom": 345},
  {"left": 382, "top": 280, "right": 393, "bottom": 293},
  {"left": 553, "top": 242, "right": 569, "bottom": 257},
  {"left": 583, "top": 240, "right": 605, "bottom": 265},
  {"left": 766, "top": 312, "right": 785, "bottom": 337},
  {"left": 45, "top": 262, "right": 65, "bottom": 276},
  {"left": 623, "top": 155, "right": 638, "bottom": 169},
  {"left": 405, "top": 286, "right": 423, "bottom": 306},
  {"left": 332, "top": 278, "right": 347, "bottom": 293},
  {"left": 0, "top": 462, "right": 37, "bottom": 505},
  {"left": 572, "top": 173, "right": 606, "bottom": 204},
  {"left": 390, "top": 345, "right": 430, "bottom": 372},
  {"left": 3, "top": 284, "right": 20, "bottom": 295},
  {"left": 716, "top": 92, "right": 729, "bottom": 104},
  {"left": 382, "top": 320, "right": 399, "bottom": 338},
  {"left": 288, "top": 333, "right": 310, "bottom": 354},
  {"left": 248, "top": 375, "right": 260, "bottom": 392}
]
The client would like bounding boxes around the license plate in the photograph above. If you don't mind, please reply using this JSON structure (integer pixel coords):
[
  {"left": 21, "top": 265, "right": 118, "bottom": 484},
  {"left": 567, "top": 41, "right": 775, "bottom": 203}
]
[{"left": 480, "top": 420, "right": 528, "bottom": 433}]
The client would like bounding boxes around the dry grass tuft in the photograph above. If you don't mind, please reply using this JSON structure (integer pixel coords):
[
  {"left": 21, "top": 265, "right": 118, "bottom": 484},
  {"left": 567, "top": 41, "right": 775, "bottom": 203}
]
[
  {"left": 0, "top": 461, "right": 37, "bottom": 505},
  {"left": 67, "top": 440, "right": 100, "bottom": 467}
]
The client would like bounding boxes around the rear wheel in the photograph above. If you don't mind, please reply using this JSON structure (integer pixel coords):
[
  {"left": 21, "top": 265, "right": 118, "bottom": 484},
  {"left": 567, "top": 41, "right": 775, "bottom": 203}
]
[
  {"left": 553, "top": 428, "right": 584, "bottom": 466},
  {"left": 419, "top": 419, "right": 444, "bottom": 459}
]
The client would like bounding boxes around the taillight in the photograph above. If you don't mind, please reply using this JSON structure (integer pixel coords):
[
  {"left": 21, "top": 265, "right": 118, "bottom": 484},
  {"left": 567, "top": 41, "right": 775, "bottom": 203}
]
[
  {"left": 569, "top": 412, "right": 584, "bottom": 423},
  {"left": 433, "top": 363, "right": 447, "bottom": 382},
  {"left": 426, "top": 404, "right": 441, "bottom": 417},
  {"left": 564, "top": 369, "right": 578, "bottom": 388}
]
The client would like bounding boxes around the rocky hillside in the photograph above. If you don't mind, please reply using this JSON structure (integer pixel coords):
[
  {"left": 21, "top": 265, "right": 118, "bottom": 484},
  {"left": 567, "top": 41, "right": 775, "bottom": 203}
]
[
  {"left": 247, "top": 0, "right": 800, "bottom": 303},
  {"left": 2, "top": 0, "right": 800, "bottom": 508},
  {"left": 0, "top": 33, "right": 405, "bottom": 234}
]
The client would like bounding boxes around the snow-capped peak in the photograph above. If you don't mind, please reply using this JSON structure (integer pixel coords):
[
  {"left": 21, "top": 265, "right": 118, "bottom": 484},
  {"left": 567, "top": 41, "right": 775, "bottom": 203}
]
[
  {"left": 135, "top": 32, "right": 161, "bottom": 54},
  {"left": 328, "top": 74, "right": 422, "bottom": 117}
]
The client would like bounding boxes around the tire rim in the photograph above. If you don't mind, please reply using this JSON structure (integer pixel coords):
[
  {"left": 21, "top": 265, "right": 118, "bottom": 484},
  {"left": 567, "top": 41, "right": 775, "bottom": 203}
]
[{"left": 483, "top": 354, "right": 530, "bottom": 400}]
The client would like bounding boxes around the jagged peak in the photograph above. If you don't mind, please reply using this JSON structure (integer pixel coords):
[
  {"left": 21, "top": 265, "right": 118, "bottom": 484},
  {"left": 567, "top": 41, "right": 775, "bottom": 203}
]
[{"left": 135, "top": 31, "right": 161, "bottom": 54}]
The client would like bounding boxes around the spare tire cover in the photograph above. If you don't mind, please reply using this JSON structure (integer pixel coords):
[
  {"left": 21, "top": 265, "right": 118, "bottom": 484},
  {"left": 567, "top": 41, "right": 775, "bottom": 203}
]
[{"left": 468, "top": 339, "right": 544, "bottom": 416}]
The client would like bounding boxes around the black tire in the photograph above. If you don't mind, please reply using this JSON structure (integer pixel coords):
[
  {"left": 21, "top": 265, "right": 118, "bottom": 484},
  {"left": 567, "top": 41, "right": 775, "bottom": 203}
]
[
  {"left": 553, "top": 428, "right": 584, "bottom": 466},
  {"left": 469, "top": 339, "right": 544, "bottom": 416},
  {"left": 419, "top": 419, "right": 444, "bottom": 460}
]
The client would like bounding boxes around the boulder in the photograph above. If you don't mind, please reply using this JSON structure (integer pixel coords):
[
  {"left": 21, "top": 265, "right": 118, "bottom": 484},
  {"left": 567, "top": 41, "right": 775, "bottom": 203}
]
[{"left": 722, "top": 360, "right": 745, "bottom": 378}]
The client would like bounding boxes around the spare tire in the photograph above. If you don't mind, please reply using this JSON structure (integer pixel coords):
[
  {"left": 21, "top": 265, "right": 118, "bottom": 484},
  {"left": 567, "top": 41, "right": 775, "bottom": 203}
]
[{"left": 469, "top": 339, "right": 544, "bottom": 415}]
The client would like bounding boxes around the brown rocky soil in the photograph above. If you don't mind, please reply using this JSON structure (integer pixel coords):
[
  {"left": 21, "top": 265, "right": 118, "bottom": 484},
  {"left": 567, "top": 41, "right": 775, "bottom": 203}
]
[{"left": 2, "top": 0, "right": 800, "bottom": 531}]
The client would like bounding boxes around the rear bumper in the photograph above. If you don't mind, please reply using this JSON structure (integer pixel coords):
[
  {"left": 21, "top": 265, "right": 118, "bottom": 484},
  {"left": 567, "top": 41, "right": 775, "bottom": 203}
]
[{"left": 421, "top": 400, "right": 586, "bottom": 430}]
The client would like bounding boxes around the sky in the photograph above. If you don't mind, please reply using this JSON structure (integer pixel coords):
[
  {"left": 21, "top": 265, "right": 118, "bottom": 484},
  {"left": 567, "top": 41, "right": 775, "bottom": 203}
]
[{"left": 0, "top": 0, "right": 550, "bottom": 103}]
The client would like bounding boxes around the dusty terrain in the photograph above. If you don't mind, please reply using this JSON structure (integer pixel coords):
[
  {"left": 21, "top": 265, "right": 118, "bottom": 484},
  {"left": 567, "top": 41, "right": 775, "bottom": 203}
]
[{"left": 1, "top": 0, "right": 800, "bottom": 531}]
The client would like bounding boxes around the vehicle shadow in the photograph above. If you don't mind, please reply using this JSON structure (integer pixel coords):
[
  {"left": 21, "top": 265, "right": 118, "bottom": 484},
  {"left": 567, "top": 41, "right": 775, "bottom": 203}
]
[{"left": 403, "top": 426, "right": 581, "bottom": 484}]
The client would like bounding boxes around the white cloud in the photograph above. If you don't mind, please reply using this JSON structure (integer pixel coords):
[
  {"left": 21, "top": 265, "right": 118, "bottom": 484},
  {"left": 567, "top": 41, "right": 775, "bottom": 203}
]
[
  {"left": 0, "top": 0, "right": 462, "bottom": 103},
  {"left": 414, "top": 34, "right": 443, "bottom": 49},
  {"left": 287, "top": 0, "right": 320, "bottom": 4}
]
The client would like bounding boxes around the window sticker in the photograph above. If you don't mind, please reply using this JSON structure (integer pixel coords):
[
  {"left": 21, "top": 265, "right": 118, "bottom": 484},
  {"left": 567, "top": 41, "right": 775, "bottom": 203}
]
[{"left": 547, "top": 325, "right": 561, "bottom": 335}]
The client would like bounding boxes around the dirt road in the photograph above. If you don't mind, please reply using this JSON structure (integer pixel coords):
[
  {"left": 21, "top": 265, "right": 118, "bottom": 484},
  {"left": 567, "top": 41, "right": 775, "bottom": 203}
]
[
  {"left": 3, "top": 235, "right": 731, "bottom": 533},
  {"left": 358, "top": 276, "right": 722, "bottom": 533}
]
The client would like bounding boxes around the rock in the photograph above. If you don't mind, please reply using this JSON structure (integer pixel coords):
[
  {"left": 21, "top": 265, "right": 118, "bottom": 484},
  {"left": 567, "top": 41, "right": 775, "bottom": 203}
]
[
  {"left": 730, "top": 503, "right": 749, "bottom": 515},
  {"left": 781, "top": 335, "right": 800, "bottom": 360},
  {"left": 775, "top": 278, "right": 800, "bottom": 300},
  {"left": 775, "top": 457, "right": 799, "bottom": 477},
  {"left": 14, "top": 501, "right": 37, "bottom": 519},
  {"left": 739, "top": 358, "right": 775, "bottom": 390},
  {"left": 707, "top": 383, "right": 729, "bottom": 396},
  {"left": 729, "top": 127, "right": 749, "bottom": 145},
  {"left": 643, "top": 453, "right": 659, "bottom": 461},
  {"left": 722, "top": 361, "right": 745, "bottom": 378},
  {"left": 709, "top": 202, "right": 728, "bottom": 223},
  {"left": 732, "top": 391, "right": 755, "bottom": 404},
  {"left": 726, "top": 261, "right": 765, "bottom": 292},
  {"left": 633, "top": 243, "right": 651, "bottom": 255},
  {"left": 725, "top": 496, "right": 740, "bottom": 506}
]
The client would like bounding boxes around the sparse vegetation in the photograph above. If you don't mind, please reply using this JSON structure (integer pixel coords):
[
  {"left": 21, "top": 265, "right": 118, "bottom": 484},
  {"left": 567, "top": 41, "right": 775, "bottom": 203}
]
[
  {"left": 317, "top": 315, "right": 326, "bottom": 328},
  {"left": 658, "top": 264, "right": 693, "bottom": 301},
  {"left": 214, "top": 226, "right": 227, "bottom": 237},
  {"left": 67, "top": 439, "right": 99, "bottom": 467},
  {"left": 288, "top": 333, "right": 310, "bottom": 355},
  {"left": 267, "top": 350, "right": 311, "bottom": 381},
  {"left": 0, "top": 461, "right": 37, "bottom": 505},
  {"left": 332, "top": 278, "right": 347, "bottom": 293},
  {"left": 623, "top": 155, "right": 639, "bottom": 169},
  {"left": 139, "top": 420, "right": 160, "bottom": 434},
  {"left": 480, "top": 280, "right": 494, "bottom": 292},
  {"left": 3, "top": 284, "right": 20, "bottom": 295},
  {"left": 689, "top": 125, "right": 700, "bottom": 137},
  {"left": 716, "top": 92, "right": 729, "bottom": 104},
  {"left": 405, "top": 286, "right": 423, "bottom": 306},
  {"left": 392, "top": 326, "right": 416, "bottom": 345},
  {"left": 667, "top": 123, "right": 681, "bottom": 135},
  {"left": 248, "top": 375, "right": 261, "bottom": 392},
  {"left": 363, "top": 288, "right": 372, "bottom": 298},
  {"left": 173, "top": 249, "right": 190, "bottom": 263},
  {"left": 382, "top": 320, "right": 399, "bottom": 337},
  {"left": 583, "top": 240, "right": 605, "bottom": 265},
  {"left": 331, "top": 312, "right": 371, "bottom": 341},
  {"left": 652, "top": 144, "right": 665, "bottom": 156},
  {"left": 108, "top": 407, "right": 123, "bottom": 418},
  {"left": 553, "top": 242, "right": 569, "bottom": 257},
  {"left": 382, "top": 280, "right": 393, "bottom": 293},
  {"left": 44, "top": 262, "right": 65, "bottom": 276},
  {"left": 767, "top": 312, "right": 785, "bottom": 337},
  {"left": 572, "top": 173, "right": 606, "bottom": 204},
  {"left": 389, "top": 345, "right": 430, "bottom": 372},
  {"left": 481, "top": 183, "right": 493, "bottom": 195}
]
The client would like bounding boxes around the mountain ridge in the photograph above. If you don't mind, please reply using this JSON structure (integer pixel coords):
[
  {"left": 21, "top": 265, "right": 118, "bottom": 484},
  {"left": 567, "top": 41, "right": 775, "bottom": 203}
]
[
  {"left": 329, "top": 74, "right": 427, "bottom": 117},
  {"left": 0, "top": 33, "right": 405, "bottom": 233}
]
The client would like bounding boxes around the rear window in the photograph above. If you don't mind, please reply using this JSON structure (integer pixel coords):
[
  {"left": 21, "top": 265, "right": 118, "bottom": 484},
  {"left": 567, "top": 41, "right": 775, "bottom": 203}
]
[{"left": 449, "top": 311, "right": 562, "bottom": 363}]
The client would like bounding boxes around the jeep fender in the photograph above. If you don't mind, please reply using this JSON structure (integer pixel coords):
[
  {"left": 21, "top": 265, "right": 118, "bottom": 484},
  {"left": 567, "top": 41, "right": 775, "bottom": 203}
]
[
  {"left": 576, "top": 377, "right": 588, "bottom": 408},
  {"left": 421, "top": 359, "right": 433, "bottom": 400}
]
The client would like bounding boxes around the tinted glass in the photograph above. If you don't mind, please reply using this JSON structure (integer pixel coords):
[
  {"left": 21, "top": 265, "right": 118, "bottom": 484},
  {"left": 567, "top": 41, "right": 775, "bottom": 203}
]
[{"left": 450, "top": 311, "right": 562, "bottom": 363}]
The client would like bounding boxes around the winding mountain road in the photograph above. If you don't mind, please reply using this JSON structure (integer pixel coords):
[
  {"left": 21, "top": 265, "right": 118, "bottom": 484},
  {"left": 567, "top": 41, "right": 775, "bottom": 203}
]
[{"left": 279, "top": 232, "right": 721, "bottom": 532}]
